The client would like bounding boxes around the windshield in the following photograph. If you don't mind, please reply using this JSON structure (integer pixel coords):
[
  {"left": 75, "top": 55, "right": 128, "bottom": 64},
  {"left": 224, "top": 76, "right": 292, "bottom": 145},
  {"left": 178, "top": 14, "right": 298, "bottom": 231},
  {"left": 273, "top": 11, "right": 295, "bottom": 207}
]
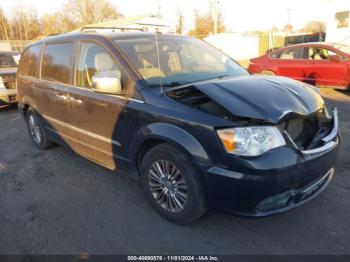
[
  {"left": 114, "top": 35, "right": 248, "bottom": 87},
  {"left": 0, "top": 53, "right": 19, "bottom": 68},
  {"left": 335, "top": 44, "right": 350, "bottom": 55}
]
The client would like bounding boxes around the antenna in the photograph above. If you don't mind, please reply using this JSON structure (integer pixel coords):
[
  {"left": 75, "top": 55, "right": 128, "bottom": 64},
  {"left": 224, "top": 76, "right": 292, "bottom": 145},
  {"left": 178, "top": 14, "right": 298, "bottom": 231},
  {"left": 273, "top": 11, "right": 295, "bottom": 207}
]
[{"left": 155, "top": 31, "right": 164, "bottom": 96}]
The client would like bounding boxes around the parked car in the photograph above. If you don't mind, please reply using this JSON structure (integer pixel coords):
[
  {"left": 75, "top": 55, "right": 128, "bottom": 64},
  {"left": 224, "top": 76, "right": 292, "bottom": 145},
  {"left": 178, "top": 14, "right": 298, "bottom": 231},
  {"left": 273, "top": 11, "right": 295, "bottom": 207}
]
[
  {"left": 0, "top": 51, "right": 20, "bottom": 106},
  {"left": 248, "top": 42, "right": 350, "bottom": 90},
  {"left": 17, "top": 33, "right": 339, "bottom": 224}
]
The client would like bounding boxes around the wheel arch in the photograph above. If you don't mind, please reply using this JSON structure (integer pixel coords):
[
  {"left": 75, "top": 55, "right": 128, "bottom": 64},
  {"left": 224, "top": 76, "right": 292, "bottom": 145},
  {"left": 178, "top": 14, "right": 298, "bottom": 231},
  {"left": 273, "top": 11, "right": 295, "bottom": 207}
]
[{"left": 130, "top": 123, "right": 210, "bottom": 173}]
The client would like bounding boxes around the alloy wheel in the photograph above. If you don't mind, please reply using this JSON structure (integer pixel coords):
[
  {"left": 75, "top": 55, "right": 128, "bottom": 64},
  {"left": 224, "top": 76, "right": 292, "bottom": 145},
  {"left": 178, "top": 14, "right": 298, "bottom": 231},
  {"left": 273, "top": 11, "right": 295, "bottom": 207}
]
[
  {"left": 28, "top": 114, "right": 42, "bottom": 145},
  {"left": 148, "top": 160, "right": 188, "bottom": 213}
]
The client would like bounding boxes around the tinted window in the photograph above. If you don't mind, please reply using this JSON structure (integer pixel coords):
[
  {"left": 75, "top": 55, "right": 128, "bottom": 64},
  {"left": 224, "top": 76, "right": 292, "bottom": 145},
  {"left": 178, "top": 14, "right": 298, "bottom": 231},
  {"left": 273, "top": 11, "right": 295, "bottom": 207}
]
[
  {"left": 42, "top": 43, "right": 73, "bottom": 84},
  {"left": 115, "top": 36, "right": 247, "bottom": 87},
  {"left": 75, "top": 42, "right": 121, "bottom": 89},
  {"left": 18, "top": 45, "right": 41, "bottom": 77},
  {"left": 0, "top": 53, "right": 17, "bottom": 68},
  {"left": 280, "top": 47, "right": 305, "bottom": 60}
]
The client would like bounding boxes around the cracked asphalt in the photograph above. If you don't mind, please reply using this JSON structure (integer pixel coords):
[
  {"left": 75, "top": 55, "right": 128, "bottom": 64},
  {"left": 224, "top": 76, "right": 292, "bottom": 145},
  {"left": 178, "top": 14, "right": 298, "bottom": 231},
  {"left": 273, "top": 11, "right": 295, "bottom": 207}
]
[{"left": 0, "top": 89, "right": 349, "bottom": 255}]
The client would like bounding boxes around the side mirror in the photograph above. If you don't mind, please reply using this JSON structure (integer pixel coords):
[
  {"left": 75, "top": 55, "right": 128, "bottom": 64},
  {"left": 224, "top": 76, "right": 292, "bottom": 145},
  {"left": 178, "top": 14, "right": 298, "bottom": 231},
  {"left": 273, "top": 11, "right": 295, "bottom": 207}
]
[
  {"left": 92, "top": 72, "right": 122, "bottom": 95},
  {"left": 329, "top": 55, "right": 341, "bottom": 62}
]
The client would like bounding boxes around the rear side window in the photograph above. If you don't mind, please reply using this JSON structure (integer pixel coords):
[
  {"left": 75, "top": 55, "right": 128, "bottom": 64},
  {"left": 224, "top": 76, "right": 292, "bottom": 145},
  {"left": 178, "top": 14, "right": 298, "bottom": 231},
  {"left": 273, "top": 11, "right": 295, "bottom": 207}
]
[
  {"left": 41, "top": 43, "right": 74, "bottom": 84},
  {"left": 280, "top": 47, "right": 305, "bottom": 60},
  {"left": 18, "top": 45, "right": 41, "bottom": 77}
]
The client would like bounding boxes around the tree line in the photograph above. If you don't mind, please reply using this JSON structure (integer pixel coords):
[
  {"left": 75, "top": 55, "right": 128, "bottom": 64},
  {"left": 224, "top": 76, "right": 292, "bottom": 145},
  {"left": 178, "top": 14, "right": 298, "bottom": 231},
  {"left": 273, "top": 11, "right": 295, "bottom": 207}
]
[{"left": 0, "top": 0, "right": 121, "bottom": 40}]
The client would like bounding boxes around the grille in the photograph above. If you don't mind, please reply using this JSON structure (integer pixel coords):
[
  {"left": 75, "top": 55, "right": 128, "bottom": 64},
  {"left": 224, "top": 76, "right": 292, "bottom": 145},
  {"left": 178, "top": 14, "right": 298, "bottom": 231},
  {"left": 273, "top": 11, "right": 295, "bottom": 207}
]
[
  {"left": 2, "top": 75, "right": 16, "bottom": 89},
  {"left": 278, "top": 110, "right": 329, "bottom": 150}
]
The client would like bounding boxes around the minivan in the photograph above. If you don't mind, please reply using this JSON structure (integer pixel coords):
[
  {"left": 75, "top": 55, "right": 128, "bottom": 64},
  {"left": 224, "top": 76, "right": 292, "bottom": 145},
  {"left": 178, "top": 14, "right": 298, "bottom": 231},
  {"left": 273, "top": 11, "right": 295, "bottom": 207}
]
[{"left": 17, "top": 32, "right": 339, "bottom": 224}]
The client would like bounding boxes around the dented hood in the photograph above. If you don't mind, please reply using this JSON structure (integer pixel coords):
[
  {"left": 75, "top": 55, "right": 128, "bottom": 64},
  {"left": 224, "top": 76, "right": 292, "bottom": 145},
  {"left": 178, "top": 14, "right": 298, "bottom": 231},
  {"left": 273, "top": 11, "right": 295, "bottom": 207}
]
[{"left": 193, "top": 75, "right": 324, "bottom": 124}]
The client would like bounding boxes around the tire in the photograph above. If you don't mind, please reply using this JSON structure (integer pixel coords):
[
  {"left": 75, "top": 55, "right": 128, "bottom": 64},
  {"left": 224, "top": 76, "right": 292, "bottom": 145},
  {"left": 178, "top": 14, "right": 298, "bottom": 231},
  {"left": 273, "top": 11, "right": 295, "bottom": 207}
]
[
  {"left": 26, "top": 108, "right": 55, "bottom": 150},
  {"left": 140, "top": 143, "right": 207, "bottom": 224},
  {"left": 261, "top": 70, "right": 276, "bottom": 76}
]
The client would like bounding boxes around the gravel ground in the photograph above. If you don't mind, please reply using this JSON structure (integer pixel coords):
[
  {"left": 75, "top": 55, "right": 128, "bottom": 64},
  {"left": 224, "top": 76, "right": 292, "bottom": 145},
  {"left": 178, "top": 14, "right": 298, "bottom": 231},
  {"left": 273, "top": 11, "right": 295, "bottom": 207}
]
[{"left": 0, "top": 89, "right": 349, "bottom": 255}]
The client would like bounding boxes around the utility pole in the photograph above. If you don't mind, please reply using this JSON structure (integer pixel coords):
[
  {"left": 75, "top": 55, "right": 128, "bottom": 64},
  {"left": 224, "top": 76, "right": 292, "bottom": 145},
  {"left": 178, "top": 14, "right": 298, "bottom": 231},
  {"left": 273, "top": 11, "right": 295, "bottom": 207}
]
[{"left": 210, "top": 0, "right": 219, "bottom": 35}]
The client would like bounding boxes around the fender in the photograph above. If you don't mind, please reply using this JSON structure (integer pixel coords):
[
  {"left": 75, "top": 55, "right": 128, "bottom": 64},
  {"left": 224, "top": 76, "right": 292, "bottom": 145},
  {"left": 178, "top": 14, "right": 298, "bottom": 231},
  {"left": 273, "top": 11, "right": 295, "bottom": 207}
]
[
  {"left": 18, "top": 95, "right": 39, "bottom": 116},
  {"left": 129, "top": 122, "right": 210, "bottom": 165}
]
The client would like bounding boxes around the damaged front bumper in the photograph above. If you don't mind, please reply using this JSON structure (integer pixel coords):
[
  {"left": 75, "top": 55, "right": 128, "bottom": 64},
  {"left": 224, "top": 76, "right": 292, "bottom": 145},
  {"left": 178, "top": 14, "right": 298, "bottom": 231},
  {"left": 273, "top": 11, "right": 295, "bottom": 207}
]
[
  {"left": 0, "top": 88, "right": 17, "bottom": 105},
  {"left": 203, "top": 108, "right": 340, "bottom": 216}
]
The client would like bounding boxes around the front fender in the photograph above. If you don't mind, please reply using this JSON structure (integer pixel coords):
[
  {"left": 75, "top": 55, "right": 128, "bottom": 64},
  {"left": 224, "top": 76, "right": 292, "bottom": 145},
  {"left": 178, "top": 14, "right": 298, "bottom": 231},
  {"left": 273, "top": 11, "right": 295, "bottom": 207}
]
[{"left": 129, "top": 122, "right": 210, "bottom": 165}]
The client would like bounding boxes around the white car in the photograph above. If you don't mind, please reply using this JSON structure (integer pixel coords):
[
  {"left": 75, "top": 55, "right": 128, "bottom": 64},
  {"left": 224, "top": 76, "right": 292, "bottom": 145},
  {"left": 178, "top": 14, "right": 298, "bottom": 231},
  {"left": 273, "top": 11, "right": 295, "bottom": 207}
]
[{"left": 0, "top": 51, "right": 20, "bottom": 106}]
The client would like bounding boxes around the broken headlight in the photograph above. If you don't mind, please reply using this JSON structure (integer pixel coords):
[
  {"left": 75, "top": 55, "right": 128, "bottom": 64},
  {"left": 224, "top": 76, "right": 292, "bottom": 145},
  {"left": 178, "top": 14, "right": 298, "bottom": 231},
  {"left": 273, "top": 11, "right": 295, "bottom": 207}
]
[{"left": 217, "top": 126, "right": 286, "bottom": 157}]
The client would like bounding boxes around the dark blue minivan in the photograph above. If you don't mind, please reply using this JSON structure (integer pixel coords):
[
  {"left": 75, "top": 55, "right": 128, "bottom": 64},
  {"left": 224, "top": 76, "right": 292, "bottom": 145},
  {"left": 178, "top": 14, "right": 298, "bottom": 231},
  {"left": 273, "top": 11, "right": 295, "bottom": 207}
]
[{"left": 17, "top": 32, "right": 339, "bottom": 224}]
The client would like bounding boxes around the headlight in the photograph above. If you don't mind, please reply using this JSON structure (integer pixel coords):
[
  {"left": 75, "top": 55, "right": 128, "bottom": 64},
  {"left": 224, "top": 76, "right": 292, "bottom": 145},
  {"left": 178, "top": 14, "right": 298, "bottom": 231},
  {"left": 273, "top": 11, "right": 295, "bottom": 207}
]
[
  {"left": 0, "top": 77, "right": 4, "bottom": 89},
  {"left": 217, "top": 126, "right": 286, "bottom": 156}
]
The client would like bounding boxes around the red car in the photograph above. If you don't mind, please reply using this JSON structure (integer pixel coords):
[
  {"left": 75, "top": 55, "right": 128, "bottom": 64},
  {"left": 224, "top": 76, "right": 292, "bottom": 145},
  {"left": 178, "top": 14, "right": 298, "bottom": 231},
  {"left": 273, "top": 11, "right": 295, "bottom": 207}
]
[{"left": 248, "top": 42, "right": 350, "bottom": 90}]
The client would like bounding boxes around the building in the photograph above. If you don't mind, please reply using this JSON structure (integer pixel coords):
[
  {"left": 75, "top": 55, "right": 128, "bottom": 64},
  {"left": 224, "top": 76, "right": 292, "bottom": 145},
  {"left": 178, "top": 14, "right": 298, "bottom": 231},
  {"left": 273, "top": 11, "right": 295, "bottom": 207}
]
[{"left": 326, "top": 0, "right": 350, "bottom": 44}]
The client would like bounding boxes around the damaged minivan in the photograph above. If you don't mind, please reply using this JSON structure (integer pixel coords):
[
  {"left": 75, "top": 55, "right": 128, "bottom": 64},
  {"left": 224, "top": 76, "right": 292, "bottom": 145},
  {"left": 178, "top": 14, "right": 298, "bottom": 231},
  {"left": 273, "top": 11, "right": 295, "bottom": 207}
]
[{"left": 17, "top": 32, "right": 339, "bottom": 224}]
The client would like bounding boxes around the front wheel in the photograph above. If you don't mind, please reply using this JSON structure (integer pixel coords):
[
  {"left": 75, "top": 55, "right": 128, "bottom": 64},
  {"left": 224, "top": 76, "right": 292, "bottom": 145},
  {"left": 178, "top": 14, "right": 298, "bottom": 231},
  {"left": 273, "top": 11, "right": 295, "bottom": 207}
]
[{"left": 140, "top": 143, "right": 207, "bottom": 224}]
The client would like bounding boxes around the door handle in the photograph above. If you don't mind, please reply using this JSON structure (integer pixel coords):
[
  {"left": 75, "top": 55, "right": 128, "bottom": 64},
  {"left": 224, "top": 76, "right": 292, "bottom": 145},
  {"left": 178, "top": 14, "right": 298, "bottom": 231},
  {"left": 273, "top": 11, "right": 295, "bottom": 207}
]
[
  {"left": 56, "top": 94, "right": 68, "bottom": 101},
  {"left": 69, "top": 97, "right": 82, "bottom": 104}
]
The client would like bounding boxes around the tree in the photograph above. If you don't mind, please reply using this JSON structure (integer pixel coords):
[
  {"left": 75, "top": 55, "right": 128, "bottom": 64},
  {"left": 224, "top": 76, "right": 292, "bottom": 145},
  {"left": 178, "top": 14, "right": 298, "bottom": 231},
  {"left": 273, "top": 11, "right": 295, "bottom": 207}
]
[
  {"left": 300, "top": 21, "right": 326, "bottom": 33},
  {"left": 0, "top": 8, "right": 10, "bottom": 40},
  {"left": 41, "top": 12, "right": 78, "bottom": 36},
  {"left": 188, "top": 11, "right": 225, "bottom": 39},
  {"left": 175, "top": 8, "right": 184, "bottom": 35},
  {"left": 282, "top": 24, "right": 293, "bottom": 34},
  {"left": 10, "top": 6, "right": 41, "bottom": 40},
  {"left": 63, "top": 0, "right": 121, "bottom": 26}
]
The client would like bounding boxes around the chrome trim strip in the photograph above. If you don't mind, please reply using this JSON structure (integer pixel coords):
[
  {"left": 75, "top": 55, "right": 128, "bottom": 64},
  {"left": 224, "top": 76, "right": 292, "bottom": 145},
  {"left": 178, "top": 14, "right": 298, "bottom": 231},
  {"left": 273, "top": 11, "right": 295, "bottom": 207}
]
[
  {"left": 322, "top": 108, "right": 338, "bottom": 143},
  {"left": 301, "top": 168, "right": 334, "bottom": 194},
  {"left": 42, "top": 114, "right": 121, "bottom": 147},
  {"left": 302, "top": 139, "right": 338, "bottom": 155}
]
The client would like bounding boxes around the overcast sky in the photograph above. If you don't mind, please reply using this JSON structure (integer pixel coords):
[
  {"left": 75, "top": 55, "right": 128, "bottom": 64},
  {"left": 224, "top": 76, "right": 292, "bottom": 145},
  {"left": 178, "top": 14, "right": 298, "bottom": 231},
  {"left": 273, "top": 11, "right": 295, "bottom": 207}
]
[{"left": 0, "top": 0, "right": 331, "bottom": 32}]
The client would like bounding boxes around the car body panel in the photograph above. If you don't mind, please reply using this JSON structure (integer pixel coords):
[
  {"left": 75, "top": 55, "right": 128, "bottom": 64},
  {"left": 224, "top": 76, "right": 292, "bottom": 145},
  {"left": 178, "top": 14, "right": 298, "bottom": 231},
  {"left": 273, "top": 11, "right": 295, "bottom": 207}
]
[
  {"left": 249, "top": 42, "right": 350, "bottom": 89},
  {"left": 16, "top": 33, "right": 340, "bottom": 216}
]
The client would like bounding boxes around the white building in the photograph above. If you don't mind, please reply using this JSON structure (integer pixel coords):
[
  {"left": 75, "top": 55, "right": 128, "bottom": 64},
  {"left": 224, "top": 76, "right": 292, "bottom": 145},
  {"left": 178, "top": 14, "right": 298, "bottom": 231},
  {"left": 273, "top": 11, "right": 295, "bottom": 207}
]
[{"left": 326, "top": 0, "right": 350, "bottom": 44}]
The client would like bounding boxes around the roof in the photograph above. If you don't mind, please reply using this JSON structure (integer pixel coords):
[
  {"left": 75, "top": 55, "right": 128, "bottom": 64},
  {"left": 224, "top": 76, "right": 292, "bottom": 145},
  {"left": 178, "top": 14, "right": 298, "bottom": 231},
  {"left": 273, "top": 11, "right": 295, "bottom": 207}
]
[{"left": 25, "top": 32, "right": 187, "bottom": 49}]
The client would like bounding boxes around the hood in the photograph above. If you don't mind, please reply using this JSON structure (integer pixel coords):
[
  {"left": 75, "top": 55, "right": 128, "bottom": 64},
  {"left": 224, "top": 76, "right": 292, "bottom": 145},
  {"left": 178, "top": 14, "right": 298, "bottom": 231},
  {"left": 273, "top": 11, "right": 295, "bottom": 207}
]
[
  {"left": 169, "top": 75, "right": 324, "bottom": 124},
  {"left": 0, "top": 68, "right": 17, "bottom": 76}
]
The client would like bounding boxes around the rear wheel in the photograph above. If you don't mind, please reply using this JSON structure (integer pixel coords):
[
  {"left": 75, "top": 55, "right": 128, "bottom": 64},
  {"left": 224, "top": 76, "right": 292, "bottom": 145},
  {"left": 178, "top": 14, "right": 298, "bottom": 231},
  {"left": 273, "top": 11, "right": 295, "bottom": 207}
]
[
  {"left": 26, "top": 108, "right": 55, "bottom": 149},
  {"left": 140, "top": 143, "right": 207, "bottom": 224},
  {"left": 261, "top": 70, "right": 276, "bottom": 76}
]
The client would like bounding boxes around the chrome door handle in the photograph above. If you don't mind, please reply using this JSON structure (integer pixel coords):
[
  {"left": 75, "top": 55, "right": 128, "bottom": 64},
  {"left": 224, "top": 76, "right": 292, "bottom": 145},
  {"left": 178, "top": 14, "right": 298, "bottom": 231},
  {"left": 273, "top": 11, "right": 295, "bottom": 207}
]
[
  {"left": 70, "top": 97, "right": 82, "bottom": 104},
  {"left": 56, "top": 94, "right": 68, "bottom": 101}
]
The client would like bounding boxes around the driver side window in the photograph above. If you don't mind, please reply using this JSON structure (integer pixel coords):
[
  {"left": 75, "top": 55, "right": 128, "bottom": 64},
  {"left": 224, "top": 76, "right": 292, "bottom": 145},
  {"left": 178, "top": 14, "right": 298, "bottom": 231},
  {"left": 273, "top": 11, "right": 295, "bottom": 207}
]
[{"left": 75, "top": 42, "right": 121, "bottom": 89}]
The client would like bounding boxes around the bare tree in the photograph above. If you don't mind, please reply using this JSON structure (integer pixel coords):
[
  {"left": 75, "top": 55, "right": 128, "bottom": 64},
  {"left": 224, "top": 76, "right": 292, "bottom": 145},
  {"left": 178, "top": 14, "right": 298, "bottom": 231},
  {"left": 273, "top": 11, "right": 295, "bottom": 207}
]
[
  {"left": 300, "top": 21, "right": 326, "bottom": 34},
  {"left": 64, "top": 0, "right": 121, "bottom": 26},
  {"left": 0, "top": 8, "right": 10, "bottom": 40},
  {"left": 41, "top": 12, "right": 79, "bottom": 36},
  {"left": 189, "top": 11, "right": 225, "bottom": 39},
  {"left": 10, "top": 6, "right": 41, "bottom": 40}
]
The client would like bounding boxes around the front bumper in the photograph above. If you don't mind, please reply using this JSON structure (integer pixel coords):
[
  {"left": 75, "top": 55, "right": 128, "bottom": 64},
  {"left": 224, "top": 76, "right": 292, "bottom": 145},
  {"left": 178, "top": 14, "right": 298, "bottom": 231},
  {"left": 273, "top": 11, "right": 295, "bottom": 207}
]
[
  {"left": 202, "top": 109, "right": 340, "bottom": 216},
  {"left": 0, "top": 88, "right": 17, "bottom": 105}
]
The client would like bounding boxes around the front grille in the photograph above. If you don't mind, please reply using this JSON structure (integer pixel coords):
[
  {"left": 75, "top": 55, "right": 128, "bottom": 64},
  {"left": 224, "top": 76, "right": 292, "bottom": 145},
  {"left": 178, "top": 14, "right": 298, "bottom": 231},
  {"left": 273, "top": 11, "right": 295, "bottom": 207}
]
[
  {"left": 2, "top": 75, "right": 16, "bottom": 89},
  {"left": 278, "top": 109, "right": 331, "bottom": 150}
]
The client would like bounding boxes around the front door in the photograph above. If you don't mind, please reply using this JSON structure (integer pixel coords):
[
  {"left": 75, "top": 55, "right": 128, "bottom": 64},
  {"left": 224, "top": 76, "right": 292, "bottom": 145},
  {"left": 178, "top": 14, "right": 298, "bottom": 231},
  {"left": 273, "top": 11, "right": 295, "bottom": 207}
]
[
  {"left": 305, "top": 47, "right": 348, "bottom": 88},
  {"left": 66, "top": 41, "right": 129, "bottom": 170}
]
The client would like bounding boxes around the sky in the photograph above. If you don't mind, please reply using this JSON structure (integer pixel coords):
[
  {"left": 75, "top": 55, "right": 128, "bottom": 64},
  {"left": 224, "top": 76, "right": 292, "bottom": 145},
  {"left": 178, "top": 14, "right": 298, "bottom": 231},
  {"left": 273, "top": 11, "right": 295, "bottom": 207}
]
[{"left": 0, "top": 0, "right": 332, "bottom": 32}]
